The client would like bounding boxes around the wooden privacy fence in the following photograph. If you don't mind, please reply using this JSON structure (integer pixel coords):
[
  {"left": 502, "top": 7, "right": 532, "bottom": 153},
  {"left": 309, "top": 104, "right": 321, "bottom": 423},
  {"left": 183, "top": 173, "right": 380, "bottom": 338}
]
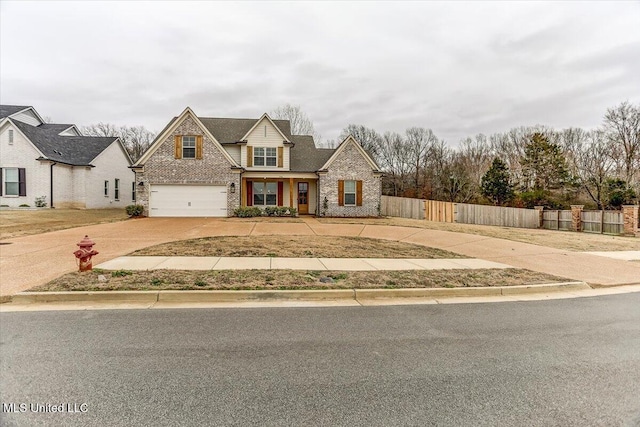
[
  {"left": 381, "top": 196, "right": 633, "bottom": 235},
  {"left": 456, "top": 203, "right": 540, "bottom": 228},
  {"left": 380, "top": 195, "right": 426, "bottom": 220},
  {"left": 542, "top": 210, "right": 573, "bottom": 231},
  {"left": 425, "top": 200, "right": 455, "bottom": 222}
]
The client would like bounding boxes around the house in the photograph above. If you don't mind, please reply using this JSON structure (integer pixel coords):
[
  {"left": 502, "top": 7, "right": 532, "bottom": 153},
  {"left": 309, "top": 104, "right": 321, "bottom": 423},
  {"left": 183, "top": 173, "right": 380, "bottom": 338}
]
[
  {"left": 132, "top": 107, "right": 382, "bottom": 217},
  {"left": 0, "top": 105, "right": 133, "bottom": 208}
]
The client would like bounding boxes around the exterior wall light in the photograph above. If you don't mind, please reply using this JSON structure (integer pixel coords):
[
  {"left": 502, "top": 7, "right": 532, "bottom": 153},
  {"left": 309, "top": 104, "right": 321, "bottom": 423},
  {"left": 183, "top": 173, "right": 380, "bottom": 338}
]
[{"left": 230, "top": 182, "right": 236, "bottom": 193}]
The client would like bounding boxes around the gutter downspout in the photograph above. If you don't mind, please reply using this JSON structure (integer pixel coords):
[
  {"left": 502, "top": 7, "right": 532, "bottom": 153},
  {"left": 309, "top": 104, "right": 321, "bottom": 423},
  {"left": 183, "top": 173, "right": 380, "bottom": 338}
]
[{"left": 50, "top": 162, "right": 56, "bottom": 208}]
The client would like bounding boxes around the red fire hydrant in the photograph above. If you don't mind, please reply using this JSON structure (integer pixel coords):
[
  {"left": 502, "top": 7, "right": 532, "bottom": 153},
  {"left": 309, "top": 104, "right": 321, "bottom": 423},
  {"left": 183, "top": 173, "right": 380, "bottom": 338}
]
[{"left": 73, "top": 235, "right": 99, "bottom": 272}]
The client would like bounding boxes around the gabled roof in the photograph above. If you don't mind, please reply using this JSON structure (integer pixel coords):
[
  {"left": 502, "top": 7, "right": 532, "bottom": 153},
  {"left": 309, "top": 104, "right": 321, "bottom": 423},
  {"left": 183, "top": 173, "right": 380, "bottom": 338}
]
[
  {"left": 0, "top": 105, "right": 31, "bottom": 119},
  {"left": 238, "top": 113, "right": 291, "bottom": 143},
  {"left": 320, "top": 135, "right": 381, "bottom": 171},
  {"left": 135, "top": 107, "right": 239, "bottom": 167},
  {"left": 199, "top": 117, "right": 292, "bottom": 144},
  {"left": 12, "top": 120, "right": 121, "bottom": 166}
]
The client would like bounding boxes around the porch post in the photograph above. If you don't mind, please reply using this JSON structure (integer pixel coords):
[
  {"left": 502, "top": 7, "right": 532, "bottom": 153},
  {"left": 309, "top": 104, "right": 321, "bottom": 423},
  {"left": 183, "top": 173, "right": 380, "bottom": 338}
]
[
  {"left": 289, "top": 178, "right": 294, "bottom": 208},
  {"left": 241, "top": 178, "right": 247, "bottom": 207}
]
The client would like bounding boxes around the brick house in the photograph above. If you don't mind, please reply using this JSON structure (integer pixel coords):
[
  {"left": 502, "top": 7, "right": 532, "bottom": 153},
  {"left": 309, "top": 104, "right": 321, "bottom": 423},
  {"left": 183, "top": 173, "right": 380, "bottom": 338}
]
[
  {"left": 0, "top": 105, "right": 133, "bottom": 209},
  {"left": 132, "top": 107, "right": 382, "bottom": 217}
]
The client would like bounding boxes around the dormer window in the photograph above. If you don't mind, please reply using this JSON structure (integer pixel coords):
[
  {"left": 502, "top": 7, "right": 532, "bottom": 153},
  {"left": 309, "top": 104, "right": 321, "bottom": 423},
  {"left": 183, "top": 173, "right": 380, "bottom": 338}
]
[{"left": 254, "top": 147, "right": 277, "bottom": 167}]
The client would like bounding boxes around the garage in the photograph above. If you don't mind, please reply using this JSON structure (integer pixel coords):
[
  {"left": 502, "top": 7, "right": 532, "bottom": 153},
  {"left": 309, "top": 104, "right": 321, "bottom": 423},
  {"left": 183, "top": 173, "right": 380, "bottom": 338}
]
[{"left": 149, "top": 185, "right": 227, "bottom": 217}]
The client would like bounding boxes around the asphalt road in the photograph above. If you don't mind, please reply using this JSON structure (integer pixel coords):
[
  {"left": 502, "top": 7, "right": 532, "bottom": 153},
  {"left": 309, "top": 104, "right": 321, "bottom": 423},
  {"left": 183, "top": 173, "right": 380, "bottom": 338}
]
[{"left": 1, "top": 294, "right": 639, "bottom": 427}]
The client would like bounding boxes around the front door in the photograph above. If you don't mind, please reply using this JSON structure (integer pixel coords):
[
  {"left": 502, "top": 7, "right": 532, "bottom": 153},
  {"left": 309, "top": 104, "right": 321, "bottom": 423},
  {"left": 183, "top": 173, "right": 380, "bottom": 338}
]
[{"left": 297, "top": 182, "right": 309, "bottom": 214}]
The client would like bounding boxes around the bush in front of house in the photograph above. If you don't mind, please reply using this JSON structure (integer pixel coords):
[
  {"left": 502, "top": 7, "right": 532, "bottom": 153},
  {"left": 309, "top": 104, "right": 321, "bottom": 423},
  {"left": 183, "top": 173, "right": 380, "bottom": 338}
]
[
  {"left": 234, "top": 207, "right": 263, "bottom": 217},
  {"left": 126, "top": 204, "right": 144, "bottom": 217},
  {"left": 35, "top": 196, "right": 48, "bottom": 208},
  {"left": 234, "top": 206, "right": 298, "bottom": 217}
]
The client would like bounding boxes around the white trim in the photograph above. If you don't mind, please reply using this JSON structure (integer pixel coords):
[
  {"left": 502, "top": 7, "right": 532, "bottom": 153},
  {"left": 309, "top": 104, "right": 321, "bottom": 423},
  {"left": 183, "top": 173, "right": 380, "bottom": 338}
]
[
  {"left": 320, "top": 134, "right": 380, "bottom": 171},
  {"left": 59, "top": 125, "right": 81, "bottom": 136},
  {"left": 344, "top": 179, "right": 357, "bottom": 206},
  {"left": 239, "top": 113, "right": 291, "bottom": 143},
  {"left": 5, "top": 106, "right": 45, "bottom": 125},
  {"left": 134, "top": 107, "right": 239, "bottom": 167}
]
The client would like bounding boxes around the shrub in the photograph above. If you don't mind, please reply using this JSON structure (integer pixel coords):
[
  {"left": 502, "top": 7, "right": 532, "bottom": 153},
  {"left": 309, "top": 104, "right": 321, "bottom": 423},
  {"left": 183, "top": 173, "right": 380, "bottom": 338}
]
[
  {"left": 35, "top": 196, "right": 48, "bottom": 208},
  {"left": 126, "top": 204, "right": 144, "bottom": 217},
  {"left": 19, "top": 204, "right": 30, "bottom": 208},
  {"left": 234, "top": 206, "right": 263, "bottom": 217}
]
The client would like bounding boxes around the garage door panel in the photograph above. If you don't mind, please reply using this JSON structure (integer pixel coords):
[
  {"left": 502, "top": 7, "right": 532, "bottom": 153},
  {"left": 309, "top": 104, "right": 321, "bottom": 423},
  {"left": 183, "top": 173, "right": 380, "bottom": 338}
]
[{"left": 150, "top": 185, "right": 227, "bottom": 217}]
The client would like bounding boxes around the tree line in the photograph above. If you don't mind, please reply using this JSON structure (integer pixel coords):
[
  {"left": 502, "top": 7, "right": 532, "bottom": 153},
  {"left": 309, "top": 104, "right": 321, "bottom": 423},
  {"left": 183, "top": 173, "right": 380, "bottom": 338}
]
[{"left": 335, "top": 102, "right": 639, "bottom": 210}]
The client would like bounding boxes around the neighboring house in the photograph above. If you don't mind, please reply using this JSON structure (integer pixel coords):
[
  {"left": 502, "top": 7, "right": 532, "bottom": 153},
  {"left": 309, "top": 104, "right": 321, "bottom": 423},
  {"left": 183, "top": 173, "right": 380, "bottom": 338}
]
[
  {"left": 0, "top": 105, "right": 133, "bottom": 208},
  {"left": 132, "top": 107, "right": 382, "bottom": 217}
]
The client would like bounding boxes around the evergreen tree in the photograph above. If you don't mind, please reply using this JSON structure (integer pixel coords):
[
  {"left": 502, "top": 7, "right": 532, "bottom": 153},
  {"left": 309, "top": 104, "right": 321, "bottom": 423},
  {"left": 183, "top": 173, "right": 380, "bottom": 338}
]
[
  {"left": 520, "top": 133, "right": 570, "bottom": 191},
  {"left": 481, "top": 158, "right": 514, "bottom": 205}
]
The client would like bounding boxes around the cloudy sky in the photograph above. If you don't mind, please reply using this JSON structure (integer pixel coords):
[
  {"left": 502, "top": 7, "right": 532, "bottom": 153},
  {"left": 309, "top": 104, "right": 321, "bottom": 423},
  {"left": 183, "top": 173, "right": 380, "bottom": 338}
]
[{"left": 1, "top": 1, "right": 639, "bottom": 145}]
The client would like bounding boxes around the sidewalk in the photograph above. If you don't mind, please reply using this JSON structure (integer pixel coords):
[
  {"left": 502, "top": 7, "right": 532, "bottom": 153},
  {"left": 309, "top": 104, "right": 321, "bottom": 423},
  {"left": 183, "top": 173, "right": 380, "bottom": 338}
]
[{"left": 95, "top": 256, "right": 511, "bottom": 271}]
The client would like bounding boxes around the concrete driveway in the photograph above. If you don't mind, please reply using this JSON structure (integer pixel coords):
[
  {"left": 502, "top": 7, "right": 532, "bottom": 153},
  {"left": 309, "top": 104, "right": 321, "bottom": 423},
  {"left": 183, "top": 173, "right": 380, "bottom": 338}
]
[{"left": 2, "top": 217, "right": 639, "bottom": 296}]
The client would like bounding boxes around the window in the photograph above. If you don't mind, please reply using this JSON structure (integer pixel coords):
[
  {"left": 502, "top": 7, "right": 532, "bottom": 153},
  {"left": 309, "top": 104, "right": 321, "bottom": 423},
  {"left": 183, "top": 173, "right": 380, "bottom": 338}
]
[
  {"left": 131, "top": 182, "right": 136, "bottom": 202},
  {"left": 104, "top": 180, "right": 109, "bottom": 197},
  {"left": 4, "top": 168, "right": 19, "bottom": 196},
  {"left": 344, "top": 180, "right": 356, "bottom": 205},
  {"left": 253, "top": 147, "right": 277, "bottom": 167},
  {"left": 8, "top": 129, "right": 14, "bottom": 145},
  {"left": 182, "top": 136, "right": 196, "bottom": 158},
  {"left": 253, "top": 182, "right": 277, "bottom": 206},
  {"left": 114, "top": 179, "right": 120, "bottom": 200}
]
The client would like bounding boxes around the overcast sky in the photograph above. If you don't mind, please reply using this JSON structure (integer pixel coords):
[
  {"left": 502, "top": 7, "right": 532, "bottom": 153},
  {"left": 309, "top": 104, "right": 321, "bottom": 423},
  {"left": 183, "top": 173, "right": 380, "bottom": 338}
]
[{"left": 1, "top": 1, "right": 639, "bottom": 145}]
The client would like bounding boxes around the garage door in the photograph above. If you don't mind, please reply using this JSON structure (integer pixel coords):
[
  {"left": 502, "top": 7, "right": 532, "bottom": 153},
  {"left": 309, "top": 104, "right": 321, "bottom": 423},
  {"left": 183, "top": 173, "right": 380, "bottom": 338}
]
[{"left": 150, "top": 185, "right": 227, "bottom": 217}]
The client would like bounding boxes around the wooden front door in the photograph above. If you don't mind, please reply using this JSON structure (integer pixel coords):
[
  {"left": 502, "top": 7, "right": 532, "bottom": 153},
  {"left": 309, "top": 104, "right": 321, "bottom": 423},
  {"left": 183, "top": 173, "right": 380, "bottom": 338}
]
[{"left": 297, "top": 182, "right": 309, "bottom": 214}]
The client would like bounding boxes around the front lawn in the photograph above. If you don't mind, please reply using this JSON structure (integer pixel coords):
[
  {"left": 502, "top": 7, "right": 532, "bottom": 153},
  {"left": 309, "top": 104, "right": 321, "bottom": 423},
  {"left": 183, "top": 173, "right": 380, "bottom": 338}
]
[
  {"left": 32, "top": 268, "right": 567, "bottom": 291},
  {"left": 0, "top": 209, "right": 128, "bottom": 239},
  {"left": 130, "top": 235, "right": 465, "bottom": 258}
]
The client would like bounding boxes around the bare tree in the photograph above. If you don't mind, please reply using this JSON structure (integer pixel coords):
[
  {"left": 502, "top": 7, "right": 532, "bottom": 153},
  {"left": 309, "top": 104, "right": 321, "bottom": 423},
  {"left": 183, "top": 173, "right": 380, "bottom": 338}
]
[
  {"left": 457, "top": 134, "right": 492, "bottom": 202},
  {"left": 405, "top": 127, "right": 437, "bottom": 198},
  {"left": 270, "top": 104, "right": 317, "bottom": 137},
  {"left": 339, "top": 124, "right": 383, "bottom": 159},
  {"left": 604, "top": 101, "right": 640, "bottom": 192},
  {"left": 81, "top": 123, "right": 155, "bottom": 162}
]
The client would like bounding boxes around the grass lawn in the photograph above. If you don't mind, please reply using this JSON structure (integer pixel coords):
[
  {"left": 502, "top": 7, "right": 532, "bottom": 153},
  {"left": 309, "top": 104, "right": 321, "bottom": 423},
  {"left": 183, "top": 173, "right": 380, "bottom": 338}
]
[
  {"left": 130, "top": 236, "right": 465, "bottom": 258},
  {"left": 0, "top": 209, "right": 129, "bottom": 239},
  {"left": 33, "top": 268, "right": 566, "bottom": 291},
  {"left": 317, "top": 217, "right": 640, "bottom": 252}
]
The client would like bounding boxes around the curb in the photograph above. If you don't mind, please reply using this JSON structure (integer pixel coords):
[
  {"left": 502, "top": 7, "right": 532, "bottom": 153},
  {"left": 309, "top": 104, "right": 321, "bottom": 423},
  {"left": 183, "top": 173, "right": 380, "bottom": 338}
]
[{"left": 3, "top": 282, "right": 590, "bottom": 306}]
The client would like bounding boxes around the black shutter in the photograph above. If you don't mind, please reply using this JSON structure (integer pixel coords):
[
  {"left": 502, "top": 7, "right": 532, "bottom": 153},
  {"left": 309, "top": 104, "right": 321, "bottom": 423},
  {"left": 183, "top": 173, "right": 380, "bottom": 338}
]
[
  {"left": 18, "top": 168, "right": 26, "bottom": 197},
  {"left": 0, "top": 168, "right": 3, "bottom": 196}
]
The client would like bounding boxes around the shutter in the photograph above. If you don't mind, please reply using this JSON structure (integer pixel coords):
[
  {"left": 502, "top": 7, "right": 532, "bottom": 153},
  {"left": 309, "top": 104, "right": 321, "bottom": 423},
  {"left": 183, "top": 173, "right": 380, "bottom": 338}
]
[
  {"left": 338, "top": 180, "right": 344, "bottom": 206},
  {"left": 0, "top": 168, "right": 3, "bottom": 196},
  {"left": 18, "top": 168, "right": 26, "bottom": 197},
  {"left": 247, "top": 146, "right": 253, "bottom": 167},
  {"left": 246, "top": 181, "right": 253, "bottom": 206},
  {"left": 174, "top": 136, "right": 182, "bottom": 159},
  {"left": 196, "top": 135, "right": 203, "bottom": 159},
  {"left": 278, "top": 147, "right": 283, "bottom": 168},
  {"left": 356, "top": 180, "right": 363, "bottom": 206},
  {"left": 277, "top": 181, "right": 283, "bottom": 206}
]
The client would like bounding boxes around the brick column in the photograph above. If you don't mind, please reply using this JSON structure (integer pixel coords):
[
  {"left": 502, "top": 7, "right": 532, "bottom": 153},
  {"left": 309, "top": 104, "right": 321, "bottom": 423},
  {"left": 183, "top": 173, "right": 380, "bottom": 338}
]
[
  {"left": 534, "top": 206, "right": 544, "bottom": 228},
  {"left": 622, "top": 205, "right": 639, "bottom": 236},
  {"left": 570, "top": 205, "right": 583, "bottom": 232}
]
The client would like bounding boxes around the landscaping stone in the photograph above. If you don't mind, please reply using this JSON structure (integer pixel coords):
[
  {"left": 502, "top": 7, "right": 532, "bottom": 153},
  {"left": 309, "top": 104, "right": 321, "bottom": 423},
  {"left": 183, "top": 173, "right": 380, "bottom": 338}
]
[
  {"left": 319, "top": 277, "right": 334, "bottom": 283},
  {"left": 98, "top": 275, "right": 108, "bottom": 282}
]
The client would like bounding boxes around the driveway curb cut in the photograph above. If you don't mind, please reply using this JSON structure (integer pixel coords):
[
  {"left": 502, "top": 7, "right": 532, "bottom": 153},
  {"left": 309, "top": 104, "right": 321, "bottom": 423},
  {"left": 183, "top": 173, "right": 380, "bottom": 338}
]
[{"left": 3, "top": 282, "right": 590, "bottom": 305}]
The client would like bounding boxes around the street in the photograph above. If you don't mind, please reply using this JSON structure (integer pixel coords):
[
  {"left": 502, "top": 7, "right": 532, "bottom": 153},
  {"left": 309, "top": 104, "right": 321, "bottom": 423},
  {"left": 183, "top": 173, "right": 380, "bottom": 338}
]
[{"left": 1, "top": 294, "right": 639, "bottom": 426}]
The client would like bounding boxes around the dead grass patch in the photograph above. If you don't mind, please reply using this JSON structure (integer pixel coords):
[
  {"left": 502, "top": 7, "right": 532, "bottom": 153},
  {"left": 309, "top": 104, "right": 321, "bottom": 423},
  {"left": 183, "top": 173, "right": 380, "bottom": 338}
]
[
  {"left": 33, "top": 268, "right": 567, "bottom": 292},
  {"left": 317, "top": 217, "right": 640, "bottom": 252},
  {"left": 130, "top": 235, "right": 464, "bottom": 258},
  {"left": 0, "top": 209, "right": 129, "bottom": 239}
]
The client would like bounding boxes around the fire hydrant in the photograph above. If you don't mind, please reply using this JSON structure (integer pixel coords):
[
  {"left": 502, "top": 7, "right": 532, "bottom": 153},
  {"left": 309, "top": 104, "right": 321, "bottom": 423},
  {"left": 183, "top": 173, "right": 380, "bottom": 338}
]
[{"left": 73, "top": 235, "right": 99, "bottom": 272}]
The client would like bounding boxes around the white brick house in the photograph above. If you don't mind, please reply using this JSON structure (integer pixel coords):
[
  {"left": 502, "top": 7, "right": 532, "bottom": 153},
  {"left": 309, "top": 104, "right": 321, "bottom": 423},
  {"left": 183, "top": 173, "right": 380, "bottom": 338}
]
[
  {"left": 0, "top": 105, "right": 133, "bottom": 209},
  {"left": 132, "top": 107, "right": 382, "bottom": 217}
]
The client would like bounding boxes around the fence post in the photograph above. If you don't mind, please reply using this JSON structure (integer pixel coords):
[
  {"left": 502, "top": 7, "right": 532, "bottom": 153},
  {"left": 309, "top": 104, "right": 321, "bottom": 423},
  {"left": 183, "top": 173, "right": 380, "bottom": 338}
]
[
  {"left": 534, "top": 206, "right": 544, "bottom": 228},
  {"left": 571, "top": 205, "right": 583, "bottom": 232},
  {"left": 622, "top": 205, "right": 639, "bottom": 236}
]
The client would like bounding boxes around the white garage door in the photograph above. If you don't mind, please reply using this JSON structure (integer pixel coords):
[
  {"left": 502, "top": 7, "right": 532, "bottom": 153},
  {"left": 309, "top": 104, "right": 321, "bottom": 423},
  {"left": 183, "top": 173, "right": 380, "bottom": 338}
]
[{"left": 150, "top": 185, "right": 227, "bottom": 217}]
